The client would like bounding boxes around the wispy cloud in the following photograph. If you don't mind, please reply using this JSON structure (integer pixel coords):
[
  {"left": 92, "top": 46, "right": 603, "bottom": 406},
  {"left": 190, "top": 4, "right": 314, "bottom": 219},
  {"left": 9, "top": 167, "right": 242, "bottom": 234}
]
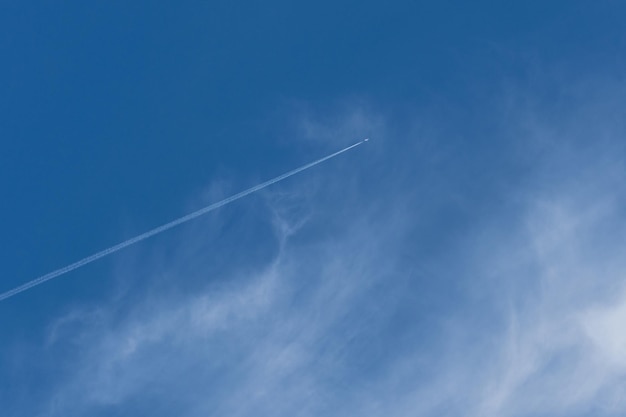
[
  {"left": 38, "top": 169, "right": 415, "bottom": 416},
  {"left": 8, "top": 79, "right": 626, "bottom": 417}
]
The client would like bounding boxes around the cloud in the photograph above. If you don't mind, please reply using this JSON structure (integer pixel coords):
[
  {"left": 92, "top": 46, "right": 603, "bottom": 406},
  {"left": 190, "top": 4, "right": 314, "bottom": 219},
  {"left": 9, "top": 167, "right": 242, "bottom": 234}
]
[
  {"left": 37, "top": 169, "right": 416, "bottom": 416},
  {"left": 296, "top": 100, "right": 387, "bottom": 146},
  {"left": 583, "top": 296, "right": 626, "bottom": 371},
  {"left": 411, "top": 78, "right": 626, "bottom": 417},
  {"left": 8, "top": 78, "right": 626, "bottom": 417}
]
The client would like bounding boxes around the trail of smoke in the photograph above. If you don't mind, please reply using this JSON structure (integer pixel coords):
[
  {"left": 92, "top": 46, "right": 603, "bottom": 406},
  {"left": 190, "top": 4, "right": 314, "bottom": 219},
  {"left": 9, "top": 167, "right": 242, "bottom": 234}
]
[{"left": 0, "top": 139, "right": 368, "bottom": 302}]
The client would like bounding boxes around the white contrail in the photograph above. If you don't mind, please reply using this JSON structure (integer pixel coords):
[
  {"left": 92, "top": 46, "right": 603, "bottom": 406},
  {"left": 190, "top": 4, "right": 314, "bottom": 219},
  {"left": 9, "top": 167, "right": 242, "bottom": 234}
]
[{"left": 0, "top": 139, "right": 368, "bottom": 302}]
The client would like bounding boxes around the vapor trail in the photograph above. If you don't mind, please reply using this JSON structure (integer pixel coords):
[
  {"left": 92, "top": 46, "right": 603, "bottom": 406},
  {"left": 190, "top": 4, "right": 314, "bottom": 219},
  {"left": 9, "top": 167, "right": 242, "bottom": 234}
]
[{"left": 0, "top": 139, "right": 368, "bottom": 302}]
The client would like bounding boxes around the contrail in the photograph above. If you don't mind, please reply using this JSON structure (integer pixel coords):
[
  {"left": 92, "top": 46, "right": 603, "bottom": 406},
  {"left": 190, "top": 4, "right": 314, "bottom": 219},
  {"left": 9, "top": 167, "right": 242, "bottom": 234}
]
[{"left": 0, "top": 139, "right": 368, "bottom": 302}]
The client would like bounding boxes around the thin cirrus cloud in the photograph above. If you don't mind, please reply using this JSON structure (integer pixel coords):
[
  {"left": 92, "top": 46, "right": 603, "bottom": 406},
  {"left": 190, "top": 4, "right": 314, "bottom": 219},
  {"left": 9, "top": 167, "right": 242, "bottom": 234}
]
[
  {"left": 12, "top": 80, "right": 626, "bottom": 417},
  {"left": 41, "top": 190, "right": 415, "bottom": 416}
]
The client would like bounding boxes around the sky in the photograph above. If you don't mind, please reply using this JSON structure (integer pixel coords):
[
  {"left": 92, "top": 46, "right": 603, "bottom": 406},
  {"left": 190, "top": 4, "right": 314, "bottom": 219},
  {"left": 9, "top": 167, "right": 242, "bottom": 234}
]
[{"left": 1, "top": 1, "right": 626, "bottom": 416}]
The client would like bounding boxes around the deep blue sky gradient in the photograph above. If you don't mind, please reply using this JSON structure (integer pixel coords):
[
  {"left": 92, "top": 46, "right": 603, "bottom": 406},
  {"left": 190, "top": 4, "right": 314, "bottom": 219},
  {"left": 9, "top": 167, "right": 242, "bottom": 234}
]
[{"left": 3, "top": 1, "right": 622, "bottom": 284}]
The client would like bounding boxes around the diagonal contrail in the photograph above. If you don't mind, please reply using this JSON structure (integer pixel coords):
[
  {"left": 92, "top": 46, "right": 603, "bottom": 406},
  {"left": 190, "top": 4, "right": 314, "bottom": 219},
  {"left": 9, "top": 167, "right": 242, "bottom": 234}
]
[{"left": 0, "top": 139, "right": 368, "bottom": 302}]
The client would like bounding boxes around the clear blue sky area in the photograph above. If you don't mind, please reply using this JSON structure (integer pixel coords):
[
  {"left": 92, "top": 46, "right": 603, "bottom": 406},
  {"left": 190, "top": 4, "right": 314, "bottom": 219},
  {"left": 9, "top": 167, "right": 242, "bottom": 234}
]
[{"left": 2, "top": 2, "right": 626, "bottom": 416}]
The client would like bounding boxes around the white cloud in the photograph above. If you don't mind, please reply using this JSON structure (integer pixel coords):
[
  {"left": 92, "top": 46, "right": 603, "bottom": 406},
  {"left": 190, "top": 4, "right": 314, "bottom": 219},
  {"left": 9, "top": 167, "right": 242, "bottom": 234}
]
[
  {"left": 39, "top": 180, "right": 414, "bottom": 416},
  {"left": 583, "top": 295, "right": 626, "bottom": 370},
  {"left": 17, "top": 81, "right": 626, "bottom": 417}
]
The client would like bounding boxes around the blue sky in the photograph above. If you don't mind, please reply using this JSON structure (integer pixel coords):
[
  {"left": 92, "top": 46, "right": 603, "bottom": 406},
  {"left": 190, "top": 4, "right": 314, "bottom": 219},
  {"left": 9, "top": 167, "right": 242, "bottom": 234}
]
[{"left": 2, "top": 1, "right": 626, "bottom": 416}]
